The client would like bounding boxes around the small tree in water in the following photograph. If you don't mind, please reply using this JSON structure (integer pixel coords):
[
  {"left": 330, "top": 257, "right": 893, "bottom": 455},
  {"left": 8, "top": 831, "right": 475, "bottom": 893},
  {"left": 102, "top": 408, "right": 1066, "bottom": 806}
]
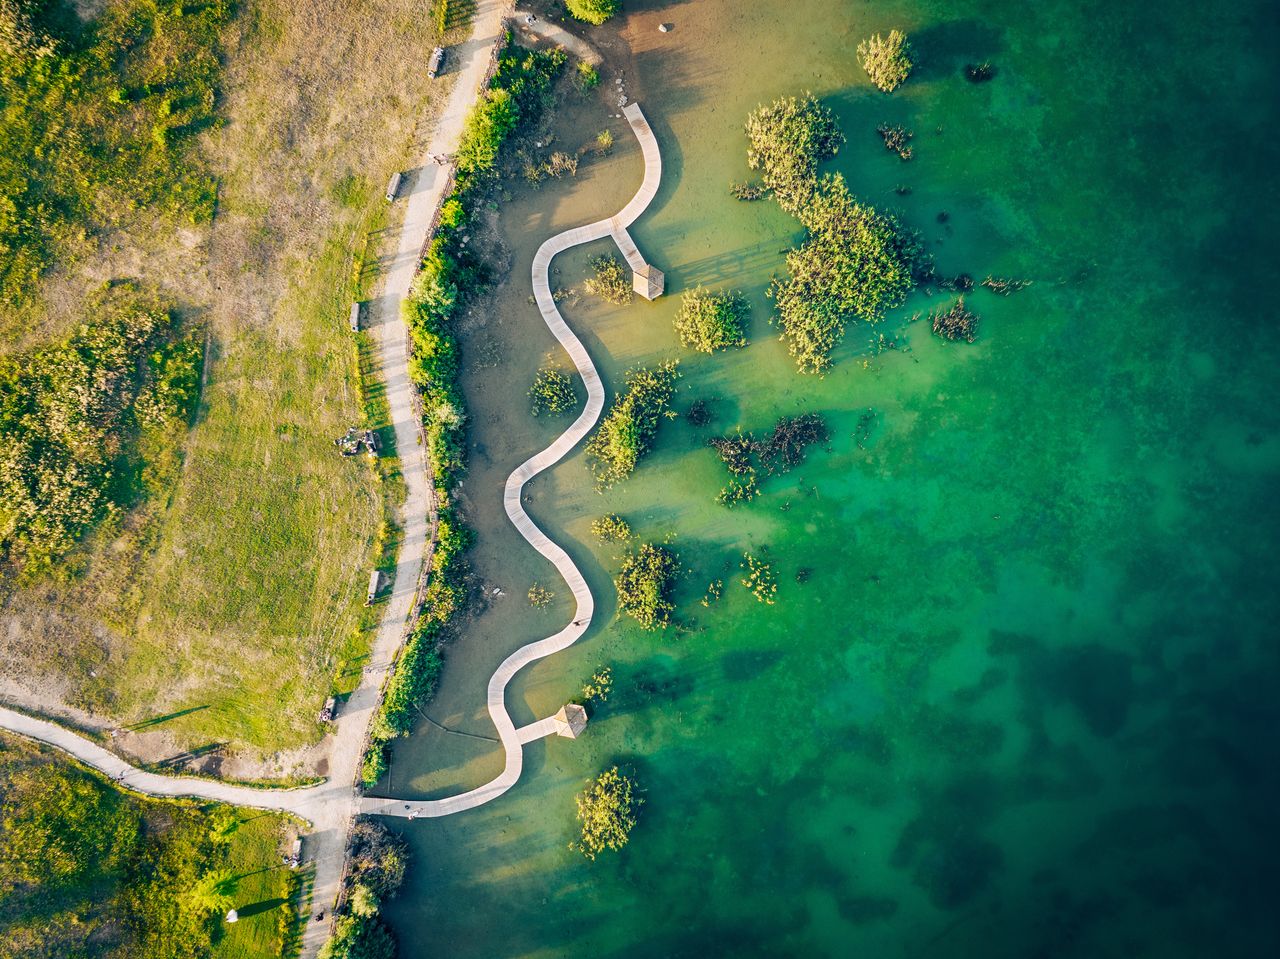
[
  {"left": 858, "top": 30, "right": 913, "bottom": 93},
  {"left": 576, "top": 766, "right": 641, "bottom": 860}
]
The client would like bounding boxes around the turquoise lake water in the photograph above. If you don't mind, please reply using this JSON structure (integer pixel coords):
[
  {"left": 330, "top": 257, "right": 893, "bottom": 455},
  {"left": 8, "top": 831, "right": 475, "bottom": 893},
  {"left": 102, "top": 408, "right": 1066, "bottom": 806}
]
[{"left": 373, "top": 0, "right": 1280, "bottom": 954}]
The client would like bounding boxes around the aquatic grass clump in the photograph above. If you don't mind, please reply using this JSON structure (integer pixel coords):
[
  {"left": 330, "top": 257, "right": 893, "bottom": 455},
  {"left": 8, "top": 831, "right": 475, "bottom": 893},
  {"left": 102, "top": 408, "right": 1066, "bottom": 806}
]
[
  {"left": 585, "top": 361, "right": 679, "bottom": 486},
  {"left": 530, "top": 367, "right": 580, "bottom": 416},
  {"left": 673, "top": 287, "right": 749, "bottom": 353},
  {"left": 858, "top": 30, "right": 914, "bottom": 93},
  {"left": 584, "top": 253, "right": 633, "bottom": 305},
  {"left": 745, "top": 93, "right": 844, "bottom": 214},
  {"left": 930, "top": 296, "right": 979, "bottom": 342},
  {"left": 575, "top": 766, "right": 641, "bottom": 860},
  {"left": 615, "top": 543, "right": 678, "bottom": 630}
]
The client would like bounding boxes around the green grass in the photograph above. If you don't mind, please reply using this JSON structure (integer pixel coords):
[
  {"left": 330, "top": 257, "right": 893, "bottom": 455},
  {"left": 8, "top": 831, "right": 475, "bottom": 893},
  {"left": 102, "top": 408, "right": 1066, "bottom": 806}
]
[
  {"left": 0, "top": 731, "right": 295, "bottom": 959},
  {"left": 110, "top": 230, "right": 386, "bottom": 752}
]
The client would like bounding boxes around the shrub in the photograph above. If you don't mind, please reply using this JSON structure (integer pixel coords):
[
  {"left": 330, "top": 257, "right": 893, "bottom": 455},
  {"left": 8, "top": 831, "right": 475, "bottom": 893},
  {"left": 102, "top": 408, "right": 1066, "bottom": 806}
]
[
  {"left": 584, "top": 254, "right": 633, "bottom": 305},
  {"left": 585, "top": 361, "right": 678, "bottom": 486},
  {"left": 0, "top": 284, "right": 201, "bottom": 571},
  {"left": 576, "top": 61, "right": 600, "bottom": 90},
  {"left": 616, "top": 543, "right": 677, "bottom": 629},
  {"left": 858, "top": 30, "right": 913, "bottom": 93},
  {"left": 673, "top": 287, "right": 749, "bottom": 353},
  {"left": 745, "top": 94, "right": 844, "bottom": 214},
  {"left": 575, "top": 766, "right": 641, "bottom": 859},
  {"left": 595, "top": 128, "right": 614, "bottom": 154},
  {"left": 566, "top": 0, "right": 621, "bottom": 26},
  {"left": 319, "top": 915, "right": 396, "bottom": 959},
  {"left": 530, "top": 367, "right": 580, "bottom": 416}
]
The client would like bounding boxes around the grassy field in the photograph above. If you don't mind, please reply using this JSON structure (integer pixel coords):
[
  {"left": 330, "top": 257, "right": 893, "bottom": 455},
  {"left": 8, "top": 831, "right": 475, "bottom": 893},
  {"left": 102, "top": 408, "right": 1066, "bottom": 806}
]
[
  {"left": 0, "top": 731, "right": 297, "bottom": 959},
  {"left": 0, "top": 0, "right": 466, "bottom": 771}
]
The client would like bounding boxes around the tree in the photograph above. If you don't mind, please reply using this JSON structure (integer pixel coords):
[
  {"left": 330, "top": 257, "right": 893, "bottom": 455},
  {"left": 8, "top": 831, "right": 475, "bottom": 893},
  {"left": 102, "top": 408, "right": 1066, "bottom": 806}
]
[
  {"left": 566, "top": 0, "right": 621, "bottom": 26},
  {"left": 673, "top": 287, "right": 749, "bottom": 353},
  {"left": 615, "top": 543, "right": 678, "bottom": 629},
  {"left": 576, "top": 766, "right": 641, "bottom": 859},
  {"left": 858, "top": 30, "right": 913, "bottom": 93},
  {"left": 348, "top": 882, "right": 380, "bottom": 918},
  {"left": 346, "top": 819, "right": 408, "bottom": 899},
  {"left": 319, "top": 915, "right": 396, "bottom": 959},
  {"left": 186, "top": 868, "right": 238, "bottom": 916},
  {"left": 745, "top": 94, "right": 844, "bottom": 214}
]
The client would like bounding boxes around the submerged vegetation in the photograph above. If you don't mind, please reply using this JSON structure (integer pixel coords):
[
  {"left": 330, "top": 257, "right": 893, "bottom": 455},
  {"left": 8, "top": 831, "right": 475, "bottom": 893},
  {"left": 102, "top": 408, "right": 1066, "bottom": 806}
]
[
  {"left": 585, "top": 361, "right": 679, "bottom": 486},
  {"left": 858, "top": 30, "right": 913, "bottom": 93},
  {"left": 615, "top": 542, "right": 678, "bottom": 630},
  {"left": 709, "top": 413, "right": 830, "bottom": 504},
  {"left": 673, "top": 287, "right": 749, "bottom": 353},
  {"left": 575, "top": 766, "right": 641, "bottom": 860},
  {"left": 584, "top": 253, "right": 633, "bottom": 305},
  {"left": 0, "top": 0, "right": 227, "bottom": 310},
  {"left": 877, "top": 123, "right": 914, "bottom": 160},
  {"left": 745, "top": 95, "right": 923, "bottom": 372},
  {"left": 0, "top": 283, "right": 201, "bottom": 573},
  {"left": 529, "top": 367, "right": 580, "bottom": 416}
]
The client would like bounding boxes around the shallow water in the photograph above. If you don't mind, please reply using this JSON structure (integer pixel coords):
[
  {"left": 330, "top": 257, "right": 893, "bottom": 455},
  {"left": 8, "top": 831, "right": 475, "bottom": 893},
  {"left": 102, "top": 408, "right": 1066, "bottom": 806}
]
[{"left": 375, "top": 0, "right": 1280, "bottom": 954}]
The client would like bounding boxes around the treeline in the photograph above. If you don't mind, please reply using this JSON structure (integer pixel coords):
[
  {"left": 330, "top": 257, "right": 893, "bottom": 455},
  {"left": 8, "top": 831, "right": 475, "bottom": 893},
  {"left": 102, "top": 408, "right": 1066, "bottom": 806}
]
[
  {"left": 359, "top": 38, "right": 566, "bottom": 784},
  {"left": 0, "top": 0, "right": 228, "bottom": 309},
  {"left": 318, "top": 820, "right": 407, "bottom": 959},
  {"left": 0, "top": 282, "right": 201, "bottom": 573},
  {"left": 743, "top": 94, "right": 925, "bottom": 372}
]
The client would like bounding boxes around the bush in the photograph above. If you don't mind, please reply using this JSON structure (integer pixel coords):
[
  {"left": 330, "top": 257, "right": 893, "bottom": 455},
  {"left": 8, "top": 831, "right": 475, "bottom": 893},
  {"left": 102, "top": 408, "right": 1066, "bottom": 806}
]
[
  {"left": 566, "top": 0, "right": 621, "bottom": 26},
  {"left": 576, "top": 60, "right": 600, "bottom": 90},
  {"left": 768, "top": 174, "right": 922, "bottom": 372},
  {"left": 576, "top": 766, "right": 641, "bottom": 859},
  {"left": 530, "top": 367, "right": 580, "bottom": 416},
  {"left": 319, "top": 915, "right": 396, "bottom": 959},
  {"left": 584, "top": 254, "right": 633, "bottom": 305},
  {"left": 673, "top": 287, "right": 749, "bottom": 353},
  {"left": 745, "top": 94, "right": 844, "bottom": 214},
  {"left": 616, "top": 543, "right": 678, "bottom": 630},
  {"left": 0, "top": 283, "right": 201, "bottom": 571},
  {"left": 858, "top": 30, "right": 913, "bottom": 93},
  {"left": 585, "top": 361, "right": 678, "bottom": 486}
]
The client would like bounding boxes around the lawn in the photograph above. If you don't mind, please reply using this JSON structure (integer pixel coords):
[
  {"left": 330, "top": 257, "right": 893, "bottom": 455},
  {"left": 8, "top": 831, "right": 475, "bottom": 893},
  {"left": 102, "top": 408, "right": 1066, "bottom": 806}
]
[{"left": 0, "top": 731, "right": 298, "bottom": 959}]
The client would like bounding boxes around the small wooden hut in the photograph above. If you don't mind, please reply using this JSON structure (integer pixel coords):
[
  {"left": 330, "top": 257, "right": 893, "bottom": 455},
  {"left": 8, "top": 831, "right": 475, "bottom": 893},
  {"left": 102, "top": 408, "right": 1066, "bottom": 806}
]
[
  {"left": 632, "top": 264, "right": 665, "bottom": 300},
  {"left": 553, "top": 703, "right": 588, "bottom": 739}
]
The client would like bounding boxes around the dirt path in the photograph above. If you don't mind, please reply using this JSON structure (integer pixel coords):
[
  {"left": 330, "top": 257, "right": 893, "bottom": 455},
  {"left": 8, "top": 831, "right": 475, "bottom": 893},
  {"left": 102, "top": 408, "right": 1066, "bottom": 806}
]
[{"left": 359, "top": 101, "right": 663, "bottom": 819}]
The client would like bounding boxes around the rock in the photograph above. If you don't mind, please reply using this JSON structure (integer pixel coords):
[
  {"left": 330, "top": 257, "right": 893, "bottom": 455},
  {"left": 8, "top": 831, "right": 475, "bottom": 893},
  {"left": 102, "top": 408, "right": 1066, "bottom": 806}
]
[{"left": 659, "top": 23, "right": 672, "bottom": 33}]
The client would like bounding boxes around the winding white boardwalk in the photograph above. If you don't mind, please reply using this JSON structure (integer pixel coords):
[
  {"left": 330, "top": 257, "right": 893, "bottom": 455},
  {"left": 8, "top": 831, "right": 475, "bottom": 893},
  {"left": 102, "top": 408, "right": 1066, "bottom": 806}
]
[{"left": 358, "top": 101, "right": 663, "bottom": 819}]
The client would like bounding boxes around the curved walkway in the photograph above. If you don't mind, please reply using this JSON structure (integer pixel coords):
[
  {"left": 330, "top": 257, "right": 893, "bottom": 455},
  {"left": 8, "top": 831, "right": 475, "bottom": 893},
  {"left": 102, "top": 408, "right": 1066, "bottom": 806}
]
[
  {"left": 514, "top": 8, "right": 603, "bottom": 65},
  {"left": 359, "top": 101, "right": 662, "bottom": 819}
]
